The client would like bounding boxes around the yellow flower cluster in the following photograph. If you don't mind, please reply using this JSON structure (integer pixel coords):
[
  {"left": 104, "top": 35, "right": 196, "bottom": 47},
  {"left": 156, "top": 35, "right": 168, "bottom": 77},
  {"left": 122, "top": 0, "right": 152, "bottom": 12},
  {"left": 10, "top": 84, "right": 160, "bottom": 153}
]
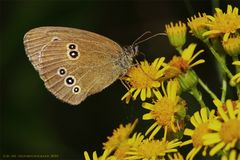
[
  {"left": 84, "top": 120, "right": 182, "bottom": 160},
  {"left": 181, "top": 99, "right": 240, "bottom": 160},
  {"left": 121, "top": 43, "right": 204, "bottom": 103},
  {"left": 84, "top": 4, "right": 240, "bottom": 160},
  {"left": 189, "top": 5, "right": 240, "bottom": 56}
]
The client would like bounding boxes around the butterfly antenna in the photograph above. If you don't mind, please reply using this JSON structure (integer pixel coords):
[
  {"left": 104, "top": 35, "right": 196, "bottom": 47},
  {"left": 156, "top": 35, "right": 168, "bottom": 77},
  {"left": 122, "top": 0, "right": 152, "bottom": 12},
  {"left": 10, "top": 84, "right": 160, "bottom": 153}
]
[
  {"left": 134, "top": 33, "right": 167, "bottom": 46},
  {"left": 132, "top": 31, "right": 152, "bottom": 46}
]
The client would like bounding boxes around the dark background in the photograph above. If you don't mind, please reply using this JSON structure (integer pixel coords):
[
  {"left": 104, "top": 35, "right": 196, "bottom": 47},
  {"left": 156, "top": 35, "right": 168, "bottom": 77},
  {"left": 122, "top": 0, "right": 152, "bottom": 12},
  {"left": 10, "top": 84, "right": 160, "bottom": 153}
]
[{"left": 1, "top": 0, "right": 239, "bottom": 160}]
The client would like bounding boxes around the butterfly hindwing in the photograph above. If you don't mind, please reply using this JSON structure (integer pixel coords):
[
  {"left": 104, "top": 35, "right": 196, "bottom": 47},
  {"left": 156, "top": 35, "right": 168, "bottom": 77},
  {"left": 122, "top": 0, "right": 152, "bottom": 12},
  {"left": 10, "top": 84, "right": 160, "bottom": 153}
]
[{"left": 24, "top": 27, "right": 125, "bottom": 105}]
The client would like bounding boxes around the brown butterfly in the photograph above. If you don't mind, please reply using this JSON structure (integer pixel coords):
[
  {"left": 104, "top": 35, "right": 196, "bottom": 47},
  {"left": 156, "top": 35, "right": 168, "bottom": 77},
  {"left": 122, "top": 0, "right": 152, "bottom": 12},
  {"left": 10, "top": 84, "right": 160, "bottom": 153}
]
[{"left": 23, "top": 26, "right": 139, "bottom": 105}]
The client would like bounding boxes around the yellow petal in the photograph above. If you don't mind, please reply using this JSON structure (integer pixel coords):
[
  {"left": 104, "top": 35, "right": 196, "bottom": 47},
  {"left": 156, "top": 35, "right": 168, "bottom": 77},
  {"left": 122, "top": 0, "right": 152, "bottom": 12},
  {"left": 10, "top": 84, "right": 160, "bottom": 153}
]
[
  {"left": 218, "top": 105, "right": 229, "bottom": 122},
  {"left": 153, "top": 89, "right": 162, "bottom": 99},
  {"left": 181, "top": 139, "right": 192, "bottom": 146},
  {"left": 145, "top": 122, "right": 158, "bottom": 135},
  {"left": 226, "top": 100, "right": 235, "bottom": 119},
  {"left": 186, "top": 148, "right": 196, "bottom": 160},
  {"left": 152, "top": 58, "right": 159, "bottom": 68},
  {"left": 190, "top": 116, "right": 199, "bottom": 127},
  {"left": 156, "top": 57, "right": 165, "bottom": 69},
  {"left": 208, "top": 120, "right": 221, "bottom": 131},
  {"left": 200, "top": 107, "right": 208, "bottom": 123},
  {"left": 142, "top": 102, "right": 153, "bottom": 110},
  {"left": 223, "top": 32, "right": 230, "bottom": 42},
  {"left": 84, "top": 151, "right": 91, "bottom": 160},
  {"left": 146, "top": 87, "right": 151, "bottom": 98},
  {"left": 229, "top": 150, "right": 237, "bottom": 160},
  {"left": 140, "top": 88, "right": 146, "bottom": 101},
  {"left": 194, "top": 111, "right": 203, "bottom": 124},
  {"left": 182, "top": 43, "right": 196, "bottom": 61},
  {"left": 209, "top": 141, "right": 225, "bottom": 156},
  {"left": 202, "top": 30, "right": 221, "bottom": 37},
  {"left": 203, "top": 133, "right": 221, "bottom": 145},
  {"left": 189, "top": 59, "right": 205, "bottom": 68},
  {"left": 190, "top": 146, "right": 201, "bottom": 160},
  {"left": 133, "top": 88, "right": 141, "bottom": 100},
  {"left": 189, "top": 49, "right": 204, "bottom": 64},
  {"left": 149, "top": 125, "right": 161, "bottom": 140},
  {"left": 93, "top": 151, "right": 98, "bottom": 160},
  {"left": 213, "top": 99, "right": 222, "bottom": 108},
  {"left": 232, "top": 61, "right": 240, "bottom": 65},
  {"left": 184, "top": 128, "right": 194, "bottom": 136},
  {"left": 143, "top": 113, "right": 153, "bottom": 120}
]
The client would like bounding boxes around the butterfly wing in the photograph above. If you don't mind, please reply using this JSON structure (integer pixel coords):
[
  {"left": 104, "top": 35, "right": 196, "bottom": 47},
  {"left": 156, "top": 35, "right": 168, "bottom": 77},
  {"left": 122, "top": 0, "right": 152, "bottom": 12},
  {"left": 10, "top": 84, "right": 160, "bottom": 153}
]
[{"left": 24, "top": 27, "right": 126, "bottom": 105}]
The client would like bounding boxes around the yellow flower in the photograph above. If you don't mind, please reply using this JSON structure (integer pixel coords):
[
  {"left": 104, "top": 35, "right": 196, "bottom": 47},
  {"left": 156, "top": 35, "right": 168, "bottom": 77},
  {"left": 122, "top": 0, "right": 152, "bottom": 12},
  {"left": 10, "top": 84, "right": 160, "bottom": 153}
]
[
  {"left": 84, "top": 150, "right": 110, "bottom": 160},
  {"left": 164, "top": 43, "right": 205, "bottom": 79},
  {"left": 203, "top": 5, "right": 240, "bottom": 41},
  {"left": 203, "top": 99, "right": 240, "bottom": 156},
  {"left": 113, "top": 133, "right": 144, "bottom": 160},
  {"left": 103, "top": 119, "right": 138, "bottom": 152},
  {"left": 222, "top": 36, "right": 240, "bottom": 56},
  {"left": 121, "top": 57, "right": 166, "bottom": 103},
  {"left": 187, "top": 12, "right": 209, "bottom": 40},
  {"left": 126, "top": 128, "right": 182, "bottom": 160},
  {"left": 167, "top": 152, "right": 184, "bottom": 160},
  {"left": 221, "top": 150, "right": 240, "bottom": 160},
  {"left": 165, "top": 21, "right": 187, "bottom": 48},
  {"left": 142, "top": 80, "right": 186, "bottom": 139},
  {"left": 181, "top": 107, "right": 216, "bottom": 160},
  {"left": 230, "top": 61, "right": 240, "bottom": 86}
]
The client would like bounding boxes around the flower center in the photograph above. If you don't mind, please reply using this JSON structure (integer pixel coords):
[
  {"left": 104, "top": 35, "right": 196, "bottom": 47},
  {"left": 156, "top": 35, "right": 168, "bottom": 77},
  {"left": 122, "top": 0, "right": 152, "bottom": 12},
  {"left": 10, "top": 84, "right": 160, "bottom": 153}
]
[
  {"left": 192, "top": 123, "right": 209, "bottom": 147},
  {"left": 128, "top": 66, "right": 159, "bottom": 89},
  {"left": 138, "top": 140, "right": 166, "bottom": 158},
  {"left": 219, "top": 119, "right": 240, "bottom": 143},
  {"left": 151, "top": 97, "right": 176, "bottom": 128},
  {"left": 165, "top": 56, "right": 189, "bottom": 78}
]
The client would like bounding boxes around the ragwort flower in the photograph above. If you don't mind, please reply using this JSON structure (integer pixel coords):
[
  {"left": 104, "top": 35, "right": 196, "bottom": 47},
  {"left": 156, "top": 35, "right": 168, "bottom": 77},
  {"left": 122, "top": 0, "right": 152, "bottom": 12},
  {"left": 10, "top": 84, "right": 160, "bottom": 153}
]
[
  {"left": 112, "top": 132, "right": 144, "bottom": 160},
  {"left": 121, "top": 57, "right": 166, "bottom": 103},
  {"left": 181, "top": 107, "right": 216, "bottom": 160},
  {"left": 142, "top": 80, "right": 186, "bottom": 139},
  {"left": 126, "top": 128, "right": 182, "bottom": 160},
  {"left": 164, "top": 43, "right": 205, "bottom": 79},
  {"left": 222, "top": 36, "right": 240, "bottom": 56},
  {"left": 103, "top": 119, "right": 138, "bottom": 152},
  {"left": 84, "top": 150, "right": 110, "bottom": 160},
  {"left": 203, "top": 99, "right": 240, "bottom": 156},
  {"left": 203, "top": 5, "right": 240, "bottom": 41},
  {"left": 187, "top": 12, "right": 210, "bottom": 40},
  {"left": 165, "top": 21, "right": 187, "bottom": 49}
]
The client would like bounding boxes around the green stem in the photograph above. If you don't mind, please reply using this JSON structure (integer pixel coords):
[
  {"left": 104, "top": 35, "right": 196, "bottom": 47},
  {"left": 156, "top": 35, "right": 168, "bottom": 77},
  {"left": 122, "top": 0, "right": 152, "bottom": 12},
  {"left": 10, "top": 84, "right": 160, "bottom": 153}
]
[
  {"left": 232, "top": 55, "right": 240, "bottom": 99},
  {"left": 197, "top": 77, "right": 218, "bottom": 100},
  {"left": 205, "top": 41, "right": 233, "bottom": 79},
  {"left": 221, "top": 78, "right": 227, "bottom": 102},
  {"left": 220, "top": 54, "right": 227, "bottom": 102},
  {"left": 190, "top": 86, "right": 206, "bottom": 108}
]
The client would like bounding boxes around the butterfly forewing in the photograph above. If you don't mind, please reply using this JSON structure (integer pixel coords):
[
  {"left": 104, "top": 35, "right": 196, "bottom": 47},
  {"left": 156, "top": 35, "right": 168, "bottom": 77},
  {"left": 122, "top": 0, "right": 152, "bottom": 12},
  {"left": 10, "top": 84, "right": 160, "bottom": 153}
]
[{"left": 24, "top": 27, "right": 126, "bottom": 105}]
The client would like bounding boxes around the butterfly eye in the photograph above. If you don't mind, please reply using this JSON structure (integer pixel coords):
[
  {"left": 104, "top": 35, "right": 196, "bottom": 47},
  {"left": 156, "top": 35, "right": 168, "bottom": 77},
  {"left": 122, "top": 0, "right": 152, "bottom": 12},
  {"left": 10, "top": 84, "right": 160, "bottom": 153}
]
[
  {"left": 64, "top": 75, "right": 76, "bottom": 87},
  {"left": 68, "top": 43, "right": 77, "bottom": 49},
  {"left": 57, "top": 67, "right": 67, "bottom": 76},
  {"left": 67, "top": 50, "right": 80, "bottom": 60},
  {"left": 72, "top": 85, "right": 81, "bottom": 94}
]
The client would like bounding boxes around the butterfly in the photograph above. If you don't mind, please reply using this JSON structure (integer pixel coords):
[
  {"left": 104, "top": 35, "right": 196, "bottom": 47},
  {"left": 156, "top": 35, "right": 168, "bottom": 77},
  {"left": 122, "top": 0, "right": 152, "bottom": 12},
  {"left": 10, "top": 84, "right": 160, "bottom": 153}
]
[{"left": 23, "top": 26, "right": 139, "bottom": 105}]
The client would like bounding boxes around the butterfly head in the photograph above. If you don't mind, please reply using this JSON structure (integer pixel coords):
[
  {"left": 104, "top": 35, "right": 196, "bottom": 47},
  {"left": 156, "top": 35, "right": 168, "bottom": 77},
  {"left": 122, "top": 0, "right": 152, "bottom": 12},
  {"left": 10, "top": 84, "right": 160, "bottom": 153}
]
[{"left": 123, "top": 45, "right": 139, "bottom": 58}]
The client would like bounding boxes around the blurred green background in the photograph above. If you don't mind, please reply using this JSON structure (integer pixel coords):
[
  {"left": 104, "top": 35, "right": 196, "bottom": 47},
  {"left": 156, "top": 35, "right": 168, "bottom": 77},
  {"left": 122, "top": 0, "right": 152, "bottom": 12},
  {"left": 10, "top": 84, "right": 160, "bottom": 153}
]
[{"left": 1, "top": 0, "right": 239, "bottom": 160}]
